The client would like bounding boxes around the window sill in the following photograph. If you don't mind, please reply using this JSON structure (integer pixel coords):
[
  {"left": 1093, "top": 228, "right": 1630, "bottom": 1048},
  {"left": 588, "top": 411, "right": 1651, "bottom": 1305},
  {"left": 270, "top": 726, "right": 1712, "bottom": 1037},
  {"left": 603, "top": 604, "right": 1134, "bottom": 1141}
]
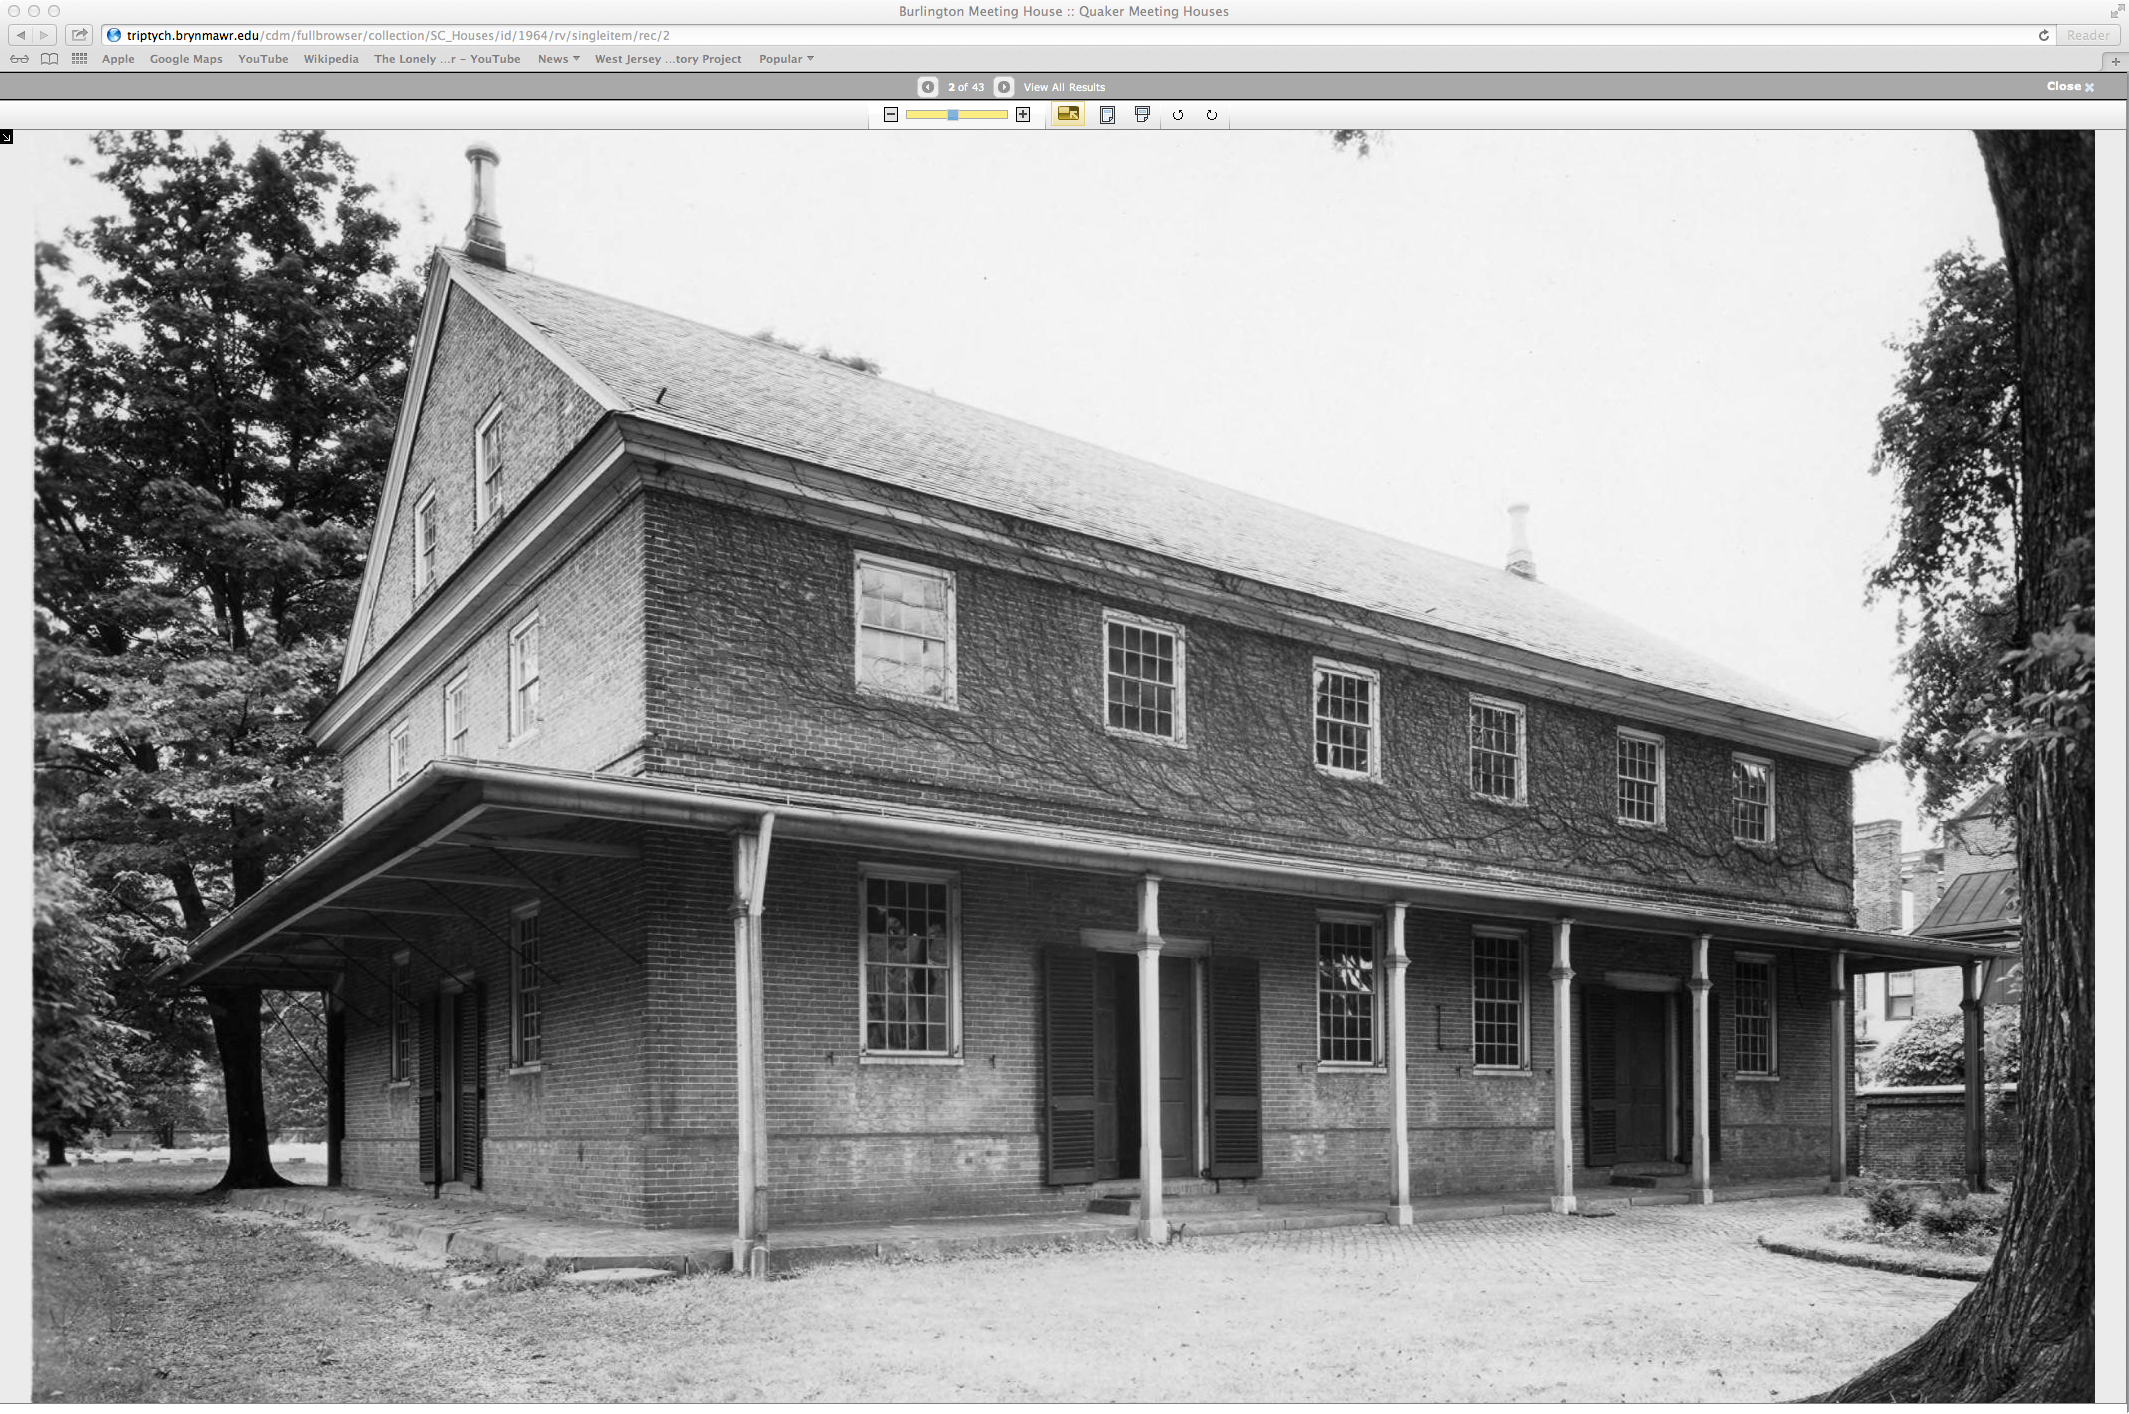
[
  {"left": 1617, "top": 817, "right": 1666, "bottom": 832},
  {"left": 1314, "top": 766, "right": 1381, "bottom": 785},
  {"left": 1732, "top": 837, "right": 1777, "bottom": 850},
  {"left": 1469, "top": 791, "right": 1528, "bottom": 808},
  {"left": 856, "top": 682, "right": 960, "bottom": 711},
  {"left": 1316, "top": 1061, "right": 1386, "bottom": 1074},
  {"left": 1471, "top": 1066, "right": 1536, "bottom": 1078},
  {"left": 385, "top": 1079, "right": 412, "bottom": 1092},
  {"left": 1735, "top": 1072, "right": 1781, "bottom": 1083},
  {"left": 505, "top": 1063, "right": 544, "bottom": 1077},
  {"left": 1105, "top": 724, "right": 1188, "bottom": 749},
  {"left": 506, "top": 729, "right": 541, "bottom": 750},
  {"left": 859, "top": 1053, "right": 964, "bottom": 1067}
]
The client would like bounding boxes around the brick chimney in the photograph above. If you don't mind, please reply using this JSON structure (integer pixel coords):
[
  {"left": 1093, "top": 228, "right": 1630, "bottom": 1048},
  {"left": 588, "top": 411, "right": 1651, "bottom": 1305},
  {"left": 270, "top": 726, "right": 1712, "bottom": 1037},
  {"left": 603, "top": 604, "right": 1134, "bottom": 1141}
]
[
  {"left": 1852, "top": 819, "right": 1903, "bottom": 933},
  {"left": 463, "top": 143, "right": 507, "bottom": 270},
  {"left": 1506, "top": 502, "right": 1536, "bottom": 579}
]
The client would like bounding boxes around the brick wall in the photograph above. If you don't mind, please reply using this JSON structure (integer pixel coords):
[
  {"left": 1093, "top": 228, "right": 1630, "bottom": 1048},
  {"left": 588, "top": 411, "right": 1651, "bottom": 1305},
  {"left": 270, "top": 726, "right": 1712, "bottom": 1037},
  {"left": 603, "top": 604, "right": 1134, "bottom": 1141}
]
[
  {"left": 640, "top": 489, "right": 1855, "bottom": 923},
  {"left": 1856, "top": 1087, "right": 2020, "bottom": 1181},
  {"left": 1852, "top": 819, "right": 1903, "bottom": 934}
]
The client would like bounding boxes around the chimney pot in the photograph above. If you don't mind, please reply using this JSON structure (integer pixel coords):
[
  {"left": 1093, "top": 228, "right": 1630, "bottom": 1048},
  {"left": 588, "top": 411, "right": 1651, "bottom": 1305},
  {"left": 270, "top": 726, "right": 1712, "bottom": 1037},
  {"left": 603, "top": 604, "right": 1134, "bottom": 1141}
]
[
  {"left": 1506, "top": 502, "right": 1536, "bottom": 579},
  {"left": 463, "top": 142, "right": 507, "bottom": 270}
]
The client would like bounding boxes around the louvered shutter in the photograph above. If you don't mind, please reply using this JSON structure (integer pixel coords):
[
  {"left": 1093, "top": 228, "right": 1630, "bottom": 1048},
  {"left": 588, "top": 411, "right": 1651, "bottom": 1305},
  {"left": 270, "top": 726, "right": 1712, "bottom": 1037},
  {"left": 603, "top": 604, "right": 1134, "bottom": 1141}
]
[
  {"left": 1044, "top": 949, "right": 1098, "bottom": 1185},
  {"left": 1708, "top": 987, "right": 1723, "bottom": 1164},
  {"left": 1204, "top": 955, "right": 1262, "bottom": 1180},
  {"left": 1582, "top": 985, "right": 1617, "bottom": 1168},
  {"left": 417, "top": 992, "right": 440, "bottom": 1185},
  {"left": 457, "top": 986, "right": 485, "bottom": 1189}
]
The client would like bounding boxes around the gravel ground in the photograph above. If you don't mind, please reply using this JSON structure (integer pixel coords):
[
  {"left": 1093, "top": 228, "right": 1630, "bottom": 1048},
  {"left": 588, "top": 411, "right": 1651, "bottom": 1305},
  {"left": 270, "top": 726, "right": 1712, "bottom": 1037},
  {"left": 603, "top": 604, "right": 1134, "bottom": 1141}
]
[{"left": 32, "top": 1169, "right": 1963, "bottom": 1403}]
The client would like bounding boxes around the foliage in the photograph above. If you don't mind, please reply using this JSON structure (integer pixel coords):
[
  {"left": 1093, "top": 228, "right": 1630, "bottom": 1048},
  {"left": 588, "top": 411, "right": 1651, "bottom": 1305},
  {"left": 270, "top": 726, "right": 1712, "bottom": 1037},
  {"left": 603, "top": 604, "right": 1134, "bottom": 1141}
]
[
  {"left": 1870, "top": 1004, "right": 2021, "bottom": 1086},
  {"left": 1866, "top": 1185, "right": 1920, "bottom": 1230},
  {"left": 1867, "top": 248, "right": 2022, "bottom": 817},
  {"left": 1920, "top": 1197, "right": 1985, "bottom": 1237},
  {"left": 33, "top": 850, "right": 137, "bottom": 1146}
]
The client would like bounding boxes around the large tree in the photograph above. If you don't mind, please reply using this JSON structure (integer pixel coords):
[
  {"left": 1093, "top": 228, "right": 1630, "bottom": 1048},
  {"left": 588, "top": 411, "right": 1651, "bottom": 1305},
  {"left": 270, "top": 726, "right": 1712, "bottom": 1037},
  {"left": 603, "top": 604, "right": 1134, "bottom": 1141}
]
[
  {"left": 35, "top": 130, "right": 420, "bottom": 1187},
  {"left": 1819, "top": 130, "right": 2094, "bottom": 1403}
]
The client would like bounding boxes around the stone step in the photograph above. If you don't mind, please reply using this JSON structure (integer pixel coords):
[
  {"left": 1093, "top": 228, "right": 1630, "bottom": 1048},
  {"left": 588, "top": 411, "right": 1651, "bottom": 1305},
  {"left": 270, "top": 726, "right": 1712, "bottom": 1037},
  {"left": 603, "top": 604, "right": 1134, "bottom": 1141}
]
[
  {"left": 1609, "top": 1163, "right": 1691, "bottom": 1187},
  {"left": 1172, "top": 1208, "right": 1385, "bottom": 1238},
  {"left": 1087, "top": 1190, "right": 1261, "bottom": 1217}
]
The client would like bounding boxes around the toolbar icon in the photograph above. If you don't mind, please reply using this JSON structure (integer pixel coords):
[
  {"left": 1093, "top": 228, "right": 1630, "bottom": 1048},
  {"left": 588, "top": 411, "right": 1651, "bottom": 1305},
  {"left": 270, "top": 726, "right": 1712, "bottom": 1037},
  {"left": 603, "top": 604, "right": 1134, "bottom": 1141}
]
[
  {"left": 1015, "top": 105, "right": 1031, "bottom": 122},
  {"left": 992, "top": 75, "right": 1014, "bottom": 97},
  {"left": 1134, "top": 105, "right": 1150, "bottom": 122},
  {"left": 1099, "top": 104, "right": 1115, "bottom": 124},
  {"left": 1053, "top": 102, "right": 1084, "bottom": 126},
  {"left": 916, "top": 75, "right": 939, "bottom": 98}
]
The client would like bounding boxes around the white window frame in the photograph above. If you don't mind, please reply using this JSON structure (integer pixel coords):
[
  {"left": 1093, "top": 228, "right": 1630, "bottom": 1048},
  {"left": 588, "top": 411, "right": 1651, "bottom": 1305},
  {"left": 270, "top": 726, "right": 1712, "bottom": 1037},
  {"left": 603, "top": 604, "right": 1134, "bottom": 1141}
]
[
  {"left": 1732, "top": 753, "right": 1777, "bottom": 844},
  {"left": 1734, "top": 951, "right": 1778, "bottom": 1077},
  {"left": 1102, "top": 609, "right": 1188, "bottom": 746},
  {"left": 852, "top": 550, "right": 958, "bottom": 708},
  {"left": 1886, "top": 969, "right": 1915, "bottom": 1021},
  {"left": 856, "top": 865, "right": 962, "bottom": 1065},
  {"left": 1471, "top": 928, "right": 1530, "bottom": 1071},
  {"left": 389, "top": 950, "right": 412, "bottom": 1084},
  {"left": 1312, "top": 659, "right": 1382, "bottom": 782},
  {"left": 1468, "top": 694, "right": 1528, "bottom": 805},
  {"left": 509, "top": 902, "right": 542, "bottom": 1070},
  {"left": 413, "top": 488, "right": 439, "bottom": 594},
  {"left": 474, "top": 401, "right": 505, "bottom": 528},
  {"left": 1616, "top": 727, "right": 1666, "bottom": 829},
  {"left": 443, "top": 671, "right": 470, "bottom": 758},
  {"left": 1316, "top": 910, "right": 1383, "bottom": 1069},
  {"left": 387, "top": 719, "right": 412, "bottom": 785},
  {"left": 507, "top": 610, "right": 541, "bottom": 743}
]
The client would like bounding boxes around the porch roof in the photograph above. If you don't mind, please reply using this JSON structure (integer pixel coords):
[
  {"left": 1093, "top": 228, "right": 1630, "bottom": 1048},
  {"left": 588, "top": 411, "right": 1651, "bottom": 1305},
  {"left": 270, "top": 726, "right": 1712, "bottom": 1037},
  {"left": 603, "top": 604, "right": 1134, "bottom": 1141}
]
[{"left": 173, "top": 761, "right": 2010, "bottom": 988}]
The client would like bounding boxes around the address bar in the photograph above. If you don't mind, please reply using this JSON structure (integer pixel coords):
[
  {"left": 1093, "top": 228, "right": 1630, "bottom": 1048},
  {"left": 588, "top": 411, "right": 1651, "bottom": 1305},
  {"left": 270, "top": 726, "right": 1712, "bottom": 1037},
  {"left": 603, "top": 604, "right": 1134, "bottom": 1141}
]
[{"left": 103, "top": 23, "right": 2058, "bottom": 45}]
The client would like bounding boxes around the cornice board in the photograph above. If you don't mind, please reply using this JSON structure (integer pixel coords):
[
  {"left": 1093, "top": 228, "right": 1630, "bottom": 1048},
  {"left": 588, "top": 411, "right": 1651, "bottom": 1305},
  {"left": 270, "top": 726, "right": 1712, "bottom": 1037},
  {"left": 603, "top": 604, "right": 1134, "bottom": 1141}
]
[{"left": 622, "top": 423, "right": 1881, "bottom": 766}]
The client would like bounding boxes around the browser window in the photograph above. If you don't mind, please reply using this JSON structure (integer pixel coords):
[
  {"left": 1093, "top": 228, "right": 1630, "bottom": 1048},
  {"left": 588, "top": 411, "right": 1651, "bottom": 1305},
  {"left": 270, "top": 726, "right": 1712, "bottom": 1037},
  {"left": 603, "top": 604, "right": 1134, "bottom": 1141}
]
[{"left": 14, "top": 1, "right": 2120, "bottom": 1402}]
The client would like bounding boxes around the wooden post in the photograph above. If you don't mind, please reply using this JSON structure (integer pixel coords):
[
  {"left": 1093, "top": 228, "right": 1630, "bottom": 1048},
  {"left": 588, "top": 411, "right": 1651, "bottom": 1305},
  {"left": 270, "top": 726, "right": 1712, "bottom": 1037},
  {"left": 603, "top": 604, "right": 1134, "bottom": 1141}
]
[
  {"left": 1689, "top": 933, "right": 1713, "bottom": 1205},
  {"left": 1385, "top": 902, "right": 1412, "bottom": 1225},
  {"left": 325, "top": 990, "right": 345, "bottom": 1189},
  {"left": 1549, "top": 918, "right": 1576, "bottom": 1214},
  {"left": 1962, "top": 959, "right": 1991, "bottom": 1193},
  {"left": 1828, "top": 949, "right": 1848, "bottom": 1195},
  {"left": 732, "top": 814, "right": 775, "bottom": 1276},
  {"left": 1136, "top": 874, "right": 1167, "bottom": 1244}
]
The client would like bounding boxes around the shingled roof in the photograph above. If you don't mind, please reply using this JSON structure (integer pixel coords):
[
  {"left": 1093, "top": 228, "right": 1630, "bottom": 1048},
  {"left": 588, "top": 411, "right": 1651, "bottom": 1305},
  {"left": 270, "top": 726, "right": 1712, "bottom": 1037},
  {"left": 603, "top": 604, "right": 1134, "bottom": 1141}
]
[{"left": 444, "top": 252, "right": 1876, "bottom": 750}]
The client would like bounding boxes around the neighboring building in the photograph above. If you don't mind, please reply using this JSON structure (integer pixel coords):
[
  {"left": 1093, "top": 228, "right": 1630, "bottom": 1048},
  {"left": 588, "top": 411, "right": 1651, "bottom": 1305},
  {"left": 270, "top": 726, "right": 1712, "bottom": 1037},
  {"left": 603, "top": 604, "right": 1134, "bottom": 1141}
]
[{"left": 180, "top": 149, "right": 2000, "bottom": 1251}]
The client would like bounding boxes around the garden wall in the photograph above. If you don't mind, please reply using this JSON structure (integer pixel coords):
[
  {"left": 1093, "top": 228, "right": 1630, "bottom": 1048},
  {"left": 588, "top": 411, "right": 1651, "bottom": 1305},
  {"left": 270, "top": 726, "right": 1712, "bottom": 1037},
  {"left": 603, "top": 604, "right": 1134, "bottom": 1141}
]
[{"left": 1855, "top": 1084, "right": 2019, "bottom": 1182}]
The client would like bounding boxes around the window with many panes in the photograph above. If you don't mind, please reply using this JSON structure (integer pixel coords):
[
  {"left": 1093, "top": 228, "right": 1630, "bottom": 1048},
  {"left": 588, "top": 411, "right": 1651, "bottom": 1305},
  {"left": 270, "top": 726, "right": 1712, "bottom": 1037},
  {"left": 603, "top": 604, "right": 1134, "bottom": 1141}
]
[
  {"left": 855, "top": 553, "right": 955, "bottom": 704},
  {"left": 414, "top": 489, "right": 438, "bottom": 594},
  {"left": 474, "top": 404, "right": 505, "bottom": 526},
  {"left": 861, "top": 871, "right": 957, "bottom": 1058},
  {"left": 1314, "top": 661, "right": 1379, "bottom": 779},
  {"left": 1735, "top": 954, "right": 1776, "bottom": 1075},
  {"left": 1318, "top": 916, "right": 1379, "bottom": 1064},
  {"left": 389, "top": 952, "right": 411, "bottom": 1082},
  {"left": 1469, "top": 696, "right": 1526, "bottom": 802},
  {"left": 508, "top": 611, "right": 540, "bottom": 741},
  {"left": 1886, "top": 970, "right": 1915, "bottom": 1020},
  {"left": 511, "top": 905, "right": 542, "bottom": 1067},
  {"left": 388, "top": 719, "right": 412, "bottom": 785},
  {"left": 1472, "top": 930, "right": 1526, "bottom": 1068},
  {"left": 1732, "top": 754, "right": 1775, "bottom": 843},
  {"left": 443, "top": 672, "right": 469, "bottom": 758},
  {"left": 1616, "top": 728, "right": 1664, "bottom": 826},
  {"left": 1104, "top": 611, "right": 1184, "bottom": 742}
]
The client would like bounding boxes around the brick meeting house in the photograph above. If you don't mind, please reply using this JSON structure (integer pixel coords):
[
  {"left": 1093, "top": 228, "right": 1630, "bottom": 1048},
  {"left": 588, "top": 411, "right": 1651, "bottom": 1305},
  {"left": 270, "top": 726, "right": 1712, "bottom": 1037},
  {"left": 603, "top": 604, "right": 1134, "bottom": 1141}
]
[{"left": 179, "top": 147, "right": 2009, "bottom": 1267}]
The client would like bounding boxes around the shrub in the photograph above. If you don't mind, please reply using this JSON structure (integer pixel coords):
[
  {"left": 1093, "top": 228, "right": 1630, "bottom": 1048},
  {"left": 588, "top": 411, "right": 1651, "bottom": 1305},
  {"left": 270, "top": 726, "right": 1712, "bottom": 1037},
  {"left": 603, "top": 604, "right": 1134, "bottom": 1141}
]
[
  {"left": 1867, "top": 1185, "right": 1920, "bottom": 1229},
  {"left": 1920, "top": 1198, "right": 1984, "bottom": 1236},
  {"left": 1870, "top": 1005, "right": 2020, "bottom": 1086}
]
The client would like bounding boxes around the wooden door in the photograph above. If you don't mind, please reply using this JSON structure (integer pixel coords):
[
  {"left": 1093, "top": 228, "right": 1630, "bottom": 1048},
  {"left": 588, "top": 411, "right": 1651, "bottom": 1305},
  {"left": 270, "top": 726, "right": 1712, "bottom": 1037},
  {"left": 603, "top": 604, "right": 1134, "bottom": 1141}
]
[
  {"left": 1043, "top": 949, "right": 1099, "bottom": 1184},
  {"left": 1205, "top": 955, "right": 1262, "bottom": 1179},
  {"left": 1157, "top": 957, "right": 1193, "bottom": 1178},
  {"left": 1615, "top": 991, "right": 1669, "bottom": 1162},
  {"left": 454, "top": 986, "right": 486, "bottom": 1189}
]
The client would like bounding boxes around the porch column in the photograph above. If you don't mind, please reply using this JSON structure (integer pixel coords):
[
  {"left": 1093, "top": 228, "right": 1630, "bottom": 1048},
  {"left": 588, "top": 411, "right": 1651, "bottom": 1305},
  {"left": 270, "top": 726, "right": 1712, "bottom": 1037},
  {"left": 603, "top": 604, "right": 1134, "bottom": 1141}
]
[
  {"left": 1135, "top": 874, "right": 1168, "bottom": 1244},
  {"left": 325, "top": 990, "right": 345, "bottom": 1188},
  {"left": 1962, "top": 959, "right": 1992, "bottom": 1193},
  {"left": 732, "top": 814, "right": 775, "bottom": 1276},
  {"left": 1827, "top": 949, "right": 1848, "bottom": 1195},
  {"left": 1385, "top": 902, "right": 1412, "bottom": 1225},
  {"left": 1550, "top": 917, "right": 1576, "bottom": 1215},
  {"left": 1688, "top": 933, "right": 1713, "bottom": 1205}
]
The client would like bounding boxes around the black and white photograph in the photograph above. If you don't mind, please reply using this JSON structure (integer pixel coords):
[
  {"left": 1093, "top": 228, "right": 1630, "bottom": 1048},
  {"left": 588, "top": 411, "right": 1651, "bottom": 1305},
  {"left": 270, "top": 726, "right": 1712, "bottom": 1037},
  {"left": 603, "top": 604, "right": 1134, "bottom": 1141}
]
[{"left": 28, "top": 122, "right": 2097, "bottom": 1401}]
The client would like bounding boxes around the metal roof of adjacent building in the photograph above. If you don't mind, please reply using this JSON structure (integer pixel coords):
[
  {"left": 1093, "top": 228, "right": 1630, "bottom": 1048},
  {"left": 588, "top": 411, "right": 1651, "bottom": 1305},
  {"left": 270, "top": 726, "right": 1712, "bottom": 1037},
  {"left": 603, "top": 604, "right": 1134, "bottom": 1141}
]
[
  {"left": 1915, "top": 866, "right": 2020, "bottom": 940},
  {"left": 446, "top": 254, "right": 1877, "bottom": 748}
]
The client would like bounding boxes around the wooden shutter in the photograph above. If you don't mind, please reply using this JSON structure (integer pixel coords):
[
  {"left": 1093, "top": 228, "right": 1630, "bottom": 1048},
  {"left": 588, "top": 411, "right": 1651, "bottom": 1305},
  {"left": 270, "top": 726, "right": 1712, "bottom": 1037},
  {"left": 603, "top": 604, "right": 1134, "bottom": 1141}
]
[
  {"left": 456, "top": 986, "right": 486, "bottom": 1189},
  {"left": 1708, "top": 987, "right": 1723, "bottom": 1164},
  {"left": 417, "top": 992, "right": 440, "bottom": 1185},
  {"left": 1582, "top": 985, "right": 1617, "bottom": 1168},
  {"left": 1204, "top": 955, "right": 1262, "bottom": 1180},
  {"left": 1044, "top": 949, "right": 1098, "bottom": 1185}
]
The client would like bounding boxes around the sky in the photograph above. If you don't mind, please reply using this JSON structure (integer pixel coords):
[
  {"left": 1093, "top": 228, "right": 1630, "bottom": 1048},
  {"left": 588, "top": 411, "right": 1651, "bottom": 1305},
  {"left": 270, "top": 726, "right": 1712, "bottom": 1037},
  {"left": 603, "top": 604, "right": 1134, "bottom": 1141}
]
[{"left": 27, "top": 124, "right": 2009, "bottom": 851}]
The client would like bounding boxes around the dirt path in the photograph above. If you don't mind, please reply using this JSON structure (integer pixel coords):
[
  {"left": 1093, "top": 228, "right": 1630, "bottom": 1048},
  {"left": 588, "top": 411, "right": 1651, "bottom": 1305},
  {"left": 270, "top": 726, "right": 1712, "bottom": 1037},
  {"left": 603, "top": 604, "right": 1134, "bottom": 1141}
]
[{"left": 33, "top": 1171, "right": 1964, "bottom": 1403}]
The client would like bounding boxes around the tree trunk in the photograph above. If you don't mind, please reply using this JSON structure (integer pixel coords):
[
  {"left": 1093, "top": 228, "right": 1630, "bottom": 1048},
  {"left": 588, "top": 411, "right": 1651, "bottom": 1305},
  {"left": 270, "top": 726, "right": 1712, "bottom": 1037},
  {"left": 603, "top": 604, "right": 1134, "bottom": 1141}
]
[
  {"left": 45, "top": 1134, "right": 69, "bottom": 1167},
  {"left": 202, "top": 984, "right": 292, "bottom": 1190},
  {"left": 1815, "top": 129, "right": 2093, "bottom": 1404}
]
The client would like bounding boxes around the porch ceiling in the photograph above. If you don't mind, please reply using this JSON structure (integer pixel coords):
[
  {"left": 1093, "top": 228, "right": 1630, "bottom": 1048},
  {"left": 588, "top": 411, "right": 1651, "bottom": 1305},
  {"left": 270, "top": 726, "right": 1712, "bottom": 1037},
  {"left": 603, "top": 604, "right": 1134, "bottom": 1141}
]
[{"left": 173, "top": 760, "right": 2013, "bottom": 989}]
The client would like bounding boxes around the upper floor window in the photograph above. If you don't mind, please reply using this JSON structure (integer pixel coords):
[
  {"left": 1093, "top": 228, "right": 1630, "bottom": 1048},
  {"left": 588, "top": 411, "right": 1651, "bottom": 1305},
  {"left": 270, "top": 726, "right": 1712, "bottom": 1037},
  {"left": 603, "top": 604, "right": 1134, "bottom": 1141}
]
[
  {"left": 1616, "top": 728, "right": 1665, "bottom": 827},
  {"left": 511, "top": 904, "right": 542, "bottom": 1067},
  {"left": 1886, "top": 970, "right": 1915, "bottom": 1020},
  {"left": 443, "top": 671, "right": 470, "bottom": 758},
  {"left": 861, "top": 870, "right": 959, "bottom": 1059},
  {"left": 1104, "top": 611, "right": 1185, "bottom": 743},
  {"left": 1732, "top": 754, "right": 1776, "bottom": 843},
  {"left": 1314, "top": 661, "right": 1379, "bottom": 780},
  {"left": 413, "top": 489, "right": 439, "bottom": 594},
  {"left": 854, "top": 553, "right": 955, "bottom": 705},
  {"left": 387, "top": 719, "right": 412, "bottom": 785},
  {"left": 1318, "top": 915, "right": 1379, "bottom": 1065},
  {"left": 1472, "top": 929, "right": 1527, "bottom": 1069},
  {"left": 1735, "top": 954, "right": 1776, "bottom": 1075},
  {"left": 1469, "top": 695, "right": 1526, "bottom": 803},
  {"left": 474, "top": 403, "right": 505, "bottom": 527},
  {"left": 508, "top": 611, "right": 541, "bottom": 741}
]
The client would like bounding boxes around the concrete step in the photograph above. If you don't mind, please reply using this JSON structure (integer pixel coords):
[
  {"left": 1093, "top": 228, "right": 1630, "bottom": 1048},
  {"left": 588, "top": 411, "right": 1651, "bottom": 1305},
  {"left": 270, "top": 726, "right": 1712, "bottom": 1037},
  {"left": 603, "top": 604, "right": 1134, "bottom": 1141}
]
[
  {"left": 1173, "top": 1208, "right": 1384, "bottom": 1238},
  {"left": 1087, "top": 1190, "right": 1261, "bottom": 1217},
  {"left": 1608, "top": 1163, "right": 1690, "bottom": 1187}
]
